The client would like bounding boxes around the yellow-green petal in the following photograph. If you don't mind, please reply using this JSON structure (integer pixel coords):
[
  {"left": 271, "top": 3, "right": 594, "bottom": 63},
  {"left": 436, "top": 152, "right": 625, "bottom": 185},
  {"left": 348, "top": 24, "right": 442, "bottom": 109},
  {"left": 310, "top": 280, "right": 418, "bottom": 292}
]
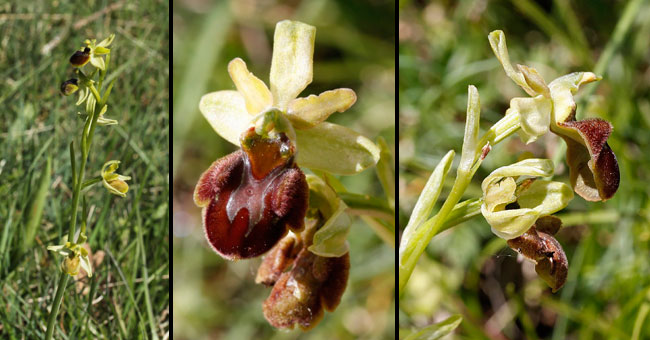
[
  {"left": 549, "top": 72, "right": 600, "bottom": 124},
  {"left": 296, "top": 122, "right": 379, "bottom": 175},
  {"left": 287, "top": 88, "right": 357, "bottom": 129},
  {"left": 199, "top": 90, "right": 252, "bottom": 146},
  {"left": 228, "top": 58, "right": 273, "bottom": 115},
  {"left": 518, "top": 180, "right": 574, "bottom": 216},
  {"left": 80, "top": 254, "right": 93, "bottom": 278},
  {"left": 94, "top": 46, "right": 110, "bottom": 55},
  {"left": 483, "top": 176, "right": 517, "bottom": 212},
  {"left": 270, "top": 20, "right": 316, "bottom": 109},
  {"left": 517, "top": 64, "right": 550, "bottom": 97},
  {"left": 482, "top": 206, "right": 538, "bottom": 239},
  {"left": 508, "top": 95, "right": 552, "bottom": 144},
  {"left": 488, "top": 30, "right": 538, "bottom": 97},
  {"left": 481, "top": 159, "right": 555, "bottom": 193},
  {"left": 97, "top": 33, "right": 115, "bottom": 48}
]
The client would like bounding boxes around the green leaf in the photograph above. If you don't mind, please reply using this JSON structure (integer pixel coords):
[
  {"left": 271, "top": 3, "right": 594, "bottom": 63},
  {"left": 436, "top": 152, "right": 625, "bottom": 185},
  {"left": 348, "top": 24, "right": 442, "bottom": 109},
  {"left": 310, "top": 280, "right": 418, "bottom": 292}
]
[
  {"left": 459, "top": 85, "right": 480, "bottom": 172},
  {"left": 404, "top": 314, "right": 463, "bottom": 340},
  {"left": 22, "top": 157, "right": 51, "bottom": 254},
  {"left": 399, "top": 150, "right": 454, "bottom": 256}
]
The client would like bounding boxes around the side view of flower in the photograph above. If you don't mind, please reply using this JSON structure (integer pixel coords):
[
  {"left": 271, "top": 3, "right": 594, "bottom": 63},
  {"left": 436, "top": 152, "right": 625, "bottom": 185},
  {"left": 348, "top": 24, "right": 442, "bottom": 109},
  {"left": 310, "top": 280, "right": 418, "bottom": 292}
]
[
  {"left": 399, "top": 30, "right": 620, "bottom": 297},
  {"left": 193, "top": 20, "right": 389, "bottom": 330}
]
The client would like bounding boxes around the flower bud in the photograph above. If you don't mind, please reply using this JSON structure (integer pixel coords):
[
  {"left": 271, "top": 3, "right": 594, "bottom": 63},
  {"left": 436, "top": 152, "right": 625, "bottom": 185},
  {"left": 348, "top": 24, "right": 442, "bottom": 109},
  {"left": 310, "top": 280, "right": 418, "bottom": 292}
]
[
  {"left": 60, "top": 79, "right": 79, "bottom": 96},
  {"left": 262, "top": 247, "right": 349, "bottom": 330},
  {"left": 108, "top": 179, "right": 129, "bottom": 195},
  {"left": 70, "top": 47, "right": 91, "bottom": 67},
  {"left": 101, "top": 161, "right": 131, "bottom": 197},
  {"left": 62, "top": 254, "right": 81, "bottom": 276},
  {"left": 507, "top": 216, "right": 568, "bottom": 292}
]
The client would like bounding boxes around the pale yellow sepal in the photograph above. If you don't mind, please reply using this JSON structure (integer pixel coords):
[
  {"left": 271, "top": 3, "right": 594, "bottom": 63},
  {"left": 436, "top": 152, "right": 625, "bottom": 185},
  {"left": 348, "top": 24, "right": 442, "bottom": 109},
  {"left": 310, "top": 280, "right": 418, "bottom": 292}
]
[
  {"left": 199, "top": 90, "right": 252, "bottom": 146},
  {"left": 296, "top": 122, "right": 380, "bottom": 175},
  {"left": 228, "top": 58, "right": 273, "bottom": 115},
  {"left": 488, "top": 30, "right": 539, "bottom": 97},
  {"left": 287, "top": 88, "right": 357, "bottom": 129},
  {"left": 270, "top": 20, "right": 316, "bottom": 109}
]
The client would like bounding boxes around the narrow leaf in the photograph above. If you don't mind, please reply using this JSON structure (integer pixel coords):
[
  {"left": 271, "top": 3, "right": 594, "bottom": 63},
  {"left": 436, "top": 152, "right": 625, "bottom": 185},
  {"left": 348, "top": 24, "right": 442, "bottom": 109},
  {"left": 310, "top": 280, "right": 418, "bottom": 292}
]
[
  {"left": 404, "top": 314, "right": 463, "bottom": 340},
  {"left": 400, "top": 150, "right": 454, "bottom": 256},
  {"left": 22, "top": 157, "right": 51, "bottom": 253},
  {"left": 459, "top": 85, "right": 480, "bottom": 172}
]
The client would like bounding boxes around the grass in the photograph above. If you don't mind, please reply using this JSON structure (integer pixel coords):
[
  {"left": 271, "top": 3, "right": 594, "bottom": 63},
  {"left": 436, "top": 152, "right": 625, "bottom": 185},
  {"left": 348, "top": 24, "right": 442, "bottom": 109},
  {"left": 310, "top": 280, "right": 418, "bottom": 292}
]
[
  {"left": 399, "top": 0, "right": 650, "bottom": 339},
  {"left": 0, "top": 0, "right": 169, "bottom": 339},
  {"left": 172, "top": 0, "right": 395, "bottom": 339}
]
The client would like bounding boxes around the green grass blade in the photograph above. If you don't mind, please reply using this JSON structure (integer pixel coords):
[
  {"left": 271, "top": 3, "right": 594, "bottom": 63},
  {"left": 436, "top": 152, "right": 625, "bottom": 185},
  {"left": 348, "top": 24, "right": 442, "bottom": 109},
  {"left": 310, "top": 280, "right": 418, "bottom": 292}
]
[{"left": 21, "top": 157, "right": 51, "bottom": 254}]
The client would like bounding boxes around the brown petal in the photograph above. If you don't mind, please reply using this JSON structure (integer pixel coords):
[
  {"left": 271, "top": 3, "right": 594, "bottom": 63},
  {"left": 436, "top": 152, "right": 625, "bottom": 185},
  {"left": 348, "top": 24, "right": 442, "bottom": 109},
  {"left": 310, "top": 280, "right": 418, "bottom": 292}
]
[
  {"left": 557, "top": 119, "right": 620, "bottom": 201},
  {"left": 507, "top": 223, "right": 568, "bottom": 292},
  {"left": 262, "top": 248, "right": 349, "bottom": 330}
]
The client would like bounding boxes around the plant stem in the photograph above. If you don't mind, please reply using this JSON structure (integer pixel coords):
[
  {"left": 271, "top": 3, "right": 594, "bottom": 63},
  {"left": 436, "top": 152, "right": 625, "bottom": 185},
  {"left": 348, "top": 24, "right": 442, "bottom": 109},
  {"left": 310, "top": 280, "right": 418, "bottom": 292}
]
[
  {"left": 399, "top": 170, "right": 471, "bottom": 296},
  {"left": 45, "top": 84, "right": 106, "bottom": 340},
  {"left": 44, "top": 273, "right": 69, "bottom": 340},
  {"left": 398, "top": 112, "right": 520, "bottom": 297}
]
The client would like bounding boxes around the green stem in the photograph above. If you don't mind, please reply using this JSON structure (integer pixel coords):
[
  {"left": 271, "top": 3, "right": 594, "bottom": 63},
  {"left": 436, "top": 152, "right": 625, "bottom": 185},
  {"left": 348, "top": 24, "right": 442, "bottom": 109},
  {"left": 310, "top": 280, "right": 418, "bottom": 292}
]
[
  {"left": 399, "top": 170, "right": 471, "bottom": 296},
  {"left": 44, "top": 273, "right": 69, "bottom": 340},
  {"left": 398, "top": 113, "right": 520, "bottom": 297},
  {"left": 45, "top": 85, "right": 106, "bottom": 340},
  {"left": 339, "top": 192, "right": 394, "bottom": 223},
  {"left": 136, "top": 212, "right": 159, "bottom": 340}
]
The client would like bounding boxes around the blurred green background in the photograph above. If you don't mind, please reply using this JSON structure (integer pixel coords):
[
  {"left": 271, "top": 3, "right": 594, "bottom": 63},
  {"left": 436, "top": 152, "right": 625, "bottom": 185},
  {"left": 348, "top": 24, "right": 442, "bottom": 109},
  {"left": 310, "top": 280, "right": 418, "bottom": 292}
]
[
  {"left": 0, "top": 0, "right": 169, "bottom": 338},
  {"left": 399, "top": 0, "right": 650, "bottom": 339},
  {"left": 172, "top": 0, "right": 395, "bottom": 339}
]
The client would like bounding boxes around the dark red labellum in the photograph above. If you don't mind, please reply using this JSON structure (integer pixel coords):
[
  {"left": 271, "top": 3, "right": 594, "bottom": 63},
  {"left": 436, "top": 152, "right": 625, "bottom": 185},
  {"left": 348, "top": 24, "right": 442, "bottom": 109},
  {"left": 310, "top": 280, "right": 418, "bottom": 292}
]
[
  {"left": 194, "top": 129, "right": 307, "bottom": 260},
  {"left": 70, "top": 48, "right": 91, "bottom": 67}
]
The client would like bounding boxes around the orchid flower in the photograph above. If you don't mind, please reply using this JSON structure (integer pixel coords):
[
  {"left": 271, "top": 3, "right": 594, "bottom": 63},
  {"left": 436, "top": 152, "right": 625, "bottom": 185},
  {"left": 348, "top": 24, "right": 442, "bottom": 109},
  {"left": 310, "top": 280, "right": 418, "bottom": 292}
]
[
  {"left": 489, "top": 30, "right": 620, "bottom": 201},
  {"left": 198, "top": 20, "right": 379, "bottom": 175},
  {"left": 481, "top": 158, "right": 573, "bottom": 240}
]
